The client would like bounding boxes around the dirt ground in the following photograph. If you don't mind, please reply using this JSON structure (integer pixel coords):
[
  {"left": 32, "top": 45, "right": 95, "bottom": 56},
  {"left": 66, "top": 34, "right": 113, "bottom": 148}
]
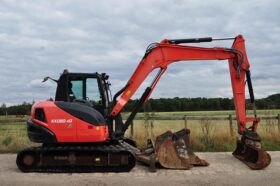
[{"left": 0, "top": 152, "right": 279, "bottom": 186}]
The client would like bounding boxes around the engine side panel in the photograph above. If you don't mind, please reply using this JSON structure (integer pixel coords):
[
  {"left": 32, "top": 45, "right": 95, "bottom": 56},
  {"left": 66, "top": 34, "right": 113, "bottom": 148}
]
[{"left": 30, "top": 101, "right": 109, "bottom": 143}]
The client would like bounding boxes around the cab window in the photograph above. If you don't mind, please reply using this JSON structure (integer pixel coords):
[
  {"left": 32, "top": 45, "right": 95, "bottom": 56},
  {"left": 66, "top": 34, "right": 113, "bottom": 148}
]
[
  {"left": 86, "top": 78, "right": 102, "bottom": 104},
  {"left": 69, "top": 77, "right": 102, "bottom": 105},
  {"left": 70, "top": 80, "right": 83, "bottom": 100}
]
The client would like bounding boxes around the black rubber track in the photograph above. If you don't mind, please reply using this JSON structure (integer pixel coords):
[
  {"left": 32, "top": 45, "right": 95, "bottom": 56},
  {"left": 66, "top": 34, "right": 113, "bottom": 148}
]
[{"left": 16, "top": 141, "right": 136, "bottom": 173}]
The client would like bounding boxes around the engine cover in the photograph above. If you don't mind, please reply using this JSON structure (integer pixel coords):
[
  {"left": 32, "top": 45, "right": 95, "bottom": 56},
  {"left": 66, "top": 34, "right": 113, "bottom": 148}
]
[{"left": 28, "top": 101, "right": 109, "bottom": 143}]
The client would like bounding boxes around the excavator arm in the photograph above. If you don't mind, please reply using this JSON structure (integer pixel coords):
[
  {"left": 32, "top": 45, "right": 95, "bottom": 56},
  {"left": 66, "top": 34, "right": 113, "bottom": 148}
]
[
  {"left": 110, "top": 34, "right": 271, "bottom": 170},
  {"left": 111, "top": 35, "right": 258, "bottom": 135}
]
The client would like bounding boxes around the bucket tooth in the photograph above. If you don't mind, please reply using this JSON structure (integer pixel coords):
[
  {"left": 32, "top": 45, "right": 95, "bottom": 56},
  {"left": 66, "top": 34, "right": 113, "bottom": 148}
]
[{"left": 233, "top": 130, "right": 271, "bottom": 170}]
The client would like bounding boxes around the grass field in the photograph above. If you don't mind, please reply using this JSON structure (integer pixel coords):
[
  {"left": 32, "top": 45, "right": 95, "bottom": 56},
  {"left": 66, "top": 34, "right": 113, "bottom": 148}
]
[
  {"left": 129, "top": 118, "right": 280, "bottom": 151},
  {"left": 0, "top": 110, "right": 280, "bottom": 153}
]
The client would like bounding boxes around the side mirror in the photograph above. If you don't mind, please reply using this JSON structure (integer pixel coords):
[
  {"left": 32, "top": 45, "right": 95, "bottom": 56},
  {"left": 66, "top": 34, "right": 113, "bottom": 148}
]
[{"left": 42, "top": 77, "right": 58, "bottom": 83}]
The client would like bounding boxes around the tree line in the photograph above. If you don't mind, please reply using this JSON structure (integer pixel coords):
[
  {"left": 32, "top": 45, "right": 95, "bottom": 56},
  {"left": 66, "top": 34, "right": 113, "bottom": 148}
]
[
  {"left": 123, "top": 93, "right": 280, "bottom": 112},
  {"left": 0, "top": 94, "right": 279, "bottom": 115},
  {"left": 0, "top": 102, "right": 33, "bottom": 116}
]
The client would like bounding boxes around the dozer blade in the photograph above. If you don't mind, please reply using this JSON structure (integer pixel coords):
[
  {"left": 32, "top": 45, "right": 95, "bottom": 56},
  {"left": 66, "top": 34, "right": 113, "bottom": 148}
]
[
  {"left": 136, "top": 128, "right": 209, "bottom": 171},
  {"left": 232, "top": 130, "right": 271, "bottom": 170}
]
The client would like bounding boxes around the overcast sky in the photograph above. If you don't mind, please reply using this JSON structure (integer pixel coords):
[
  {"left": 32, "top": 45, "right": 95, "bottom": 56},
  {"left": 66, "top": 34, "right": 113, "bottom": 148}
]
[{"left": 0, "top": 0, "right": 279, "bottom": 105}]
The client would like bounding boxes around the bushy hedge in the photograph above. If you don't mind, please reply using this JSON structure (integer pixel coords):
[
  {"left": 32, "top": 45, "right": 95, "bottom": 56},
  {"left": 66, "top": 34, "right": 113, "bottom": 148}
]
[{"left": 0, "top": 94, "right": 279, "bottom": 115}]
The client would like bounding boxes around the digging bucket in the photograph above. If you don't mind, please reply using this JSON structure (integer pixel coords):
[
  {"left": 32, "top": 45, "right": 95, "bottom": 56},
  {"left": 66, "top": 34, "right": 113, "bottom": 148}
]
[
  {"left": 232, "top": 130, "right": 271, "bottom": 170},
  {"left": 136, "top": 128, "right": 209, "bottom": 171}
]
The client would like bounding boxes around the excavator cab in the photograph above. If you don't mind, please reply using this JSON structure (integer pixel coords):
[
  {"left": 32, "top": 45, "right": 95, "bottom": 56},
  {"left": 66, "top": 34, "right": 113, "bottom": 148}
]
[{"left": 54, "top": 70, "right": 111, "bottom": 116}]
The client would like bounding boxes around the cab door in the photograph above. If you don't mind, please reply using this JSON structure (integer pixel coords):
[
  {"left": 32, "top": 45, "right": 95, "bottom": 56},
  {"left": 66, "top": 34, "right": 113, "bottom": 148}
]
[{"left": 75, "top": 78, "right": 105, "bottom": 141}]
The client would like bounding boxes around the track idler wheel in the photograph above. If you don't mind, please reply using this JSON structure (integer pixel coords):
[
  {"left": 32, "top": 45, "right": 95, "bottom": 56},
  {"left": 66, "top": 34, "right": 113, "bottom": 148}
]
[
  {"left": 232, "top": 130, "right": 271, "bottom": 170},
  {"left": 16, "top": 150, "right": 40, "bottom": 172}
]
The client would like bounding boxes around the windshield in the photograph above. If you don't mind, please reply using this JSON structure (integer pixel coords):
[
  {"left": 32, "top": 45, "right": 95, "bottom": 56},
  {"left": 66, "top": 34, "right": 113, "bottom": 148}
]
[{"left": 69, "top": 77, "right": 102, "bottom": 105}]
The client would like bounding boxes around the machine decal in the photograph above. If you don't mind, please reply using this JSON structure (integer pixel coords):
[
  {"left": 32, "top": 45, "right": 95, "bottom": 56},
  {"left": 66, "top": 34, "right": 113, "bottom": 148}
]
[{"left": 51, "top": 119, "right": 73, "bottom": 124}]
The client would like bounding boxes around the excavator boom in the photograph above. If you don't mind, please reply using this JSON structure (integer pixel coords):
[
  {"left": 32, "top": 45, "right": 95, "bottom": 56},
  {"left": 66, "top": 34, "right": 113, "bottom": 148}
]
[
  {"left": 111, "top": 35, "right": 270, "bottom": 170},
  {"left": 112, "top": 35, "right": 254, "bottom": 134}
]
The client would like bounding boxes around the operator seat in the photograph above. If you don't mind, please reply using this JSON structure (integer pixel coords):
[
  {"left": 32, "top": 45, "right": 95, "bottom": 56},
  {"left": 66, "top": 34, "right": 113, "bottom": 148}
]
[{"left": 68, "top": 82, "right": 76, "bottom": 101}]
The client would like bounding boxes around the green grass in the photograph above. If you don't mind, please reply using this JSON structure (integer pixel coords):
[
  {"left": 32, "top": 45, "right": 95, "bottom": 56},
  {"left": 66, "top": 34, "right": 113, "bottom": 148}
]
[
  {"left": 0, "top": 124, "right": 38, "bottom": 153},
  {"left": 0, "top": 115, "right": 29, "bottom": 120},
  {"left": 0, "top": 111, "right": 279, "bottom": 153}
]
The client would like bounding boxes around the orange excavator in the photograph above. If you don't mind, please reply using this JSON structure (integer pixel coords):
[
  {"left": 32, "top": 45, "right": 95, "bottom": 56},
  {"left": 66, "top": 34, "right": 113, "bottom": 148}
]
[{"left": 16, "top": 35, "right": 270, "bottom": 172}]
